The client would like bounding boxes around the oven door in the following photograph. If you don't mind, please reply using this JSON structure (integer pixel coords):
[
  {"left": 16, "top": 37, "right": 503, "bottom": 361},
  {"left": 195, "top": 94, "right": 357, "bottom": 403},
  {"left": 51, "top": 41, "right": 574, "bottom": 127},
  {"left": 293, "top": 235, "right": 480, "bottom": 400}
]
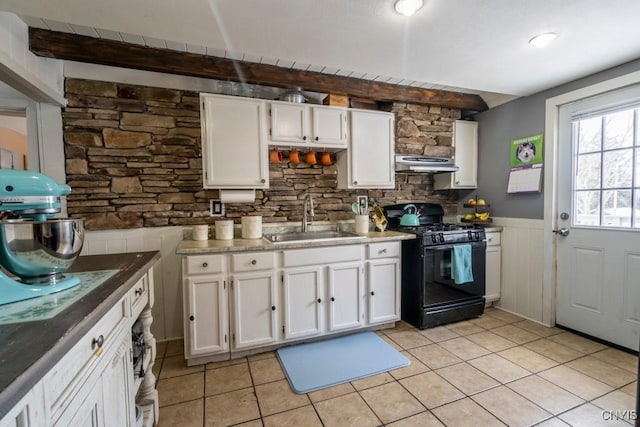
[{"left": 423, "top": 241, "right": 486, "bottom": 307}]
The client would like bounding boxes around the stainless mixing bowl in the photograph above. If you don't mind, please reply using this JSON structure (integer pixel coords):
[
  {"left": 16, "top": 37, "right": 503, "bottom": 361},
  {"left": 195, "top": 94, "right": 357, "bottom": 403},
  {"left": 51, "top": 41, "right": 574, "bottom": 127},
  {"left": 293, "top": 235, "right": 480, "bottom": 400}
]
[{"left": 0, "top": 218, "right": 85, "bottom": 284}]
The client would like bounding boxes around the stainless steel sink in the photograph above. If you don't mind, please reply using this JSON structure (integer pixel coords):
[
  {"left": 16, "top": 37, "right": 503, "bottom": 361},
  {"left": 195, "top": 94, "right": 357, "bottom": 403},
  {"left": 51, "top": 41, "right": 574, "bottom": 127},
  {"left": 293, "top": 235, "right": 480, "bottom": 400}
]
[{"left": 263, "top": 230, "right": 365, "bottom": 243}]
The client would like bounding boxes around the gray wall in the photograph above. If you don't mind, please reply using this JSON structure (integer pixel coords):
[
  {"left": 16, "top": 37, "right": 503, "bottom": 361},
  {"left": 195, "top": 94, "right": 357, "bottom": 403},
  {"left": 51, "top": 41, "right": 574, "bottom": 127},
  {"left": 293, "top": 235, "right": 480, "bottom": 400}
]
[{"left": 463, "top": 58, "right": 640, "bottom": 219}]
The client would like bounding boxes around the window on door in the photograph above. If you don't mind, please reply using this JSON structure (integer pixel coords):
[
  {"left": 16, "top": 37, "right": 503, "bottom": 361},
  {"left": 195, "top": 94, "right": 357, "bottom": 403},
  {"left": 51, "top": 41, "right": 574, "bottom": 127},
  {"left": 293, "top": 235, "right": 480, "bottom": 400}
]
[{"left": 572, "top": 104, "right": 640, "bottom": 228}]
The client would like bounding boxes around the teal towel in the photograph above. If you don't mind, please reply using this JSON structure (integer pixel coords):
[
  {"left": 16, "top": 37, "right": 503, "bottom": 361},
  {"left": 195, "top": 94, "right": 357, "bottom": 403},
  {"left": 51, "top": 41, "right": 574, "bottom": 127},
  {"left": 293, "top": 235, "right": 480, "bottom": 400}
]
[{"left": 452, "top": 244, "right": 474, "bottom": 284}]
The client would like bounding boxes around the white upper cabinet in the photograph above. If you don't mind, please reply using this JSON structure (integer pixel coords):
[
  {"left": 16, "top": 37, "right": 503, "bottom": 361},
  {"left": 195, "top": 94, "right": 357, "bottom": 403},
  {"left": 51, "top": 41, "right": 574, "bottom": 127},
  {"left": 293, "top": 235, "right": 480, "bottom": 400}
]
[
  {"left": 337, "top": 110, "right": 395, "bottom": 189},
  {"left": 200, "top": 94, "right": 269, "bottom": 189},
  {"left": 434, "top": 120, "right": 478, "bottom": 189},
  {"left": 269, "top": 102, "right": 348, "bottom": 148}
]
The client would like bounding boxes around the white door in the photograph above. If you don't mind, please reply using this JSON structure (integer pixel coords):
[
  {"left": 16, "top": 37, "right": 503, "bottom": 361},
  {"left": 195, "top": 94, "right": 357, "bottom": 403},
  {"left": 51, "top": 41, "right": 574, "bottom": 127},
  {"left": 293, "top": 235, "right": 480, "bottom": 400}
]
[
  {"left": 311, "top": 107, "right": 347, "bottom": 147},
  {"left": 270, "top": 103, "right": 307, "bottom": 143},
  {"left": 200, "top": 94, "right": 268, "bottom": 188},
  {"left": 556, "top": 86, "right": 640, "bottom": 350},
  {"left": 102, "top": 337, "right": 134, "bottom": 427},
  {"left": 349, "top": 110, "right": 395, "bottom": 188},
  {"left": 367, "top": 259, "right": 400, "bottom": 324},
  {"left": 231, "top": 272, "right": 277, "bottom": 349},
  {"left": 186, "top": 275, "right": 228, "bottom": 356},
  {"left": 282, "top": 267, "right": 323, "bottom": 339},
  {"left": 327, "top": 263, "right": 363, "bottom": 331}
]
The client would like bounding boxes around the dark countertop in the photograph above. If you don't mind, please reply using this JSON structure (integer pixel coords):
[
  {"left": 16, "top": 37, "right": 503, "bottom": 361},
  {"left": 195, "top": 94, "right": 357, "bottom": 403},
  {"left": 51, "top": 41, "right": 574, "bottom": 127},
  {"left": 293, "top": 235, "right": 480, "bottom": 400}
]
[{"left": 0, "top": 251, "right": 161, "bottom": 419}]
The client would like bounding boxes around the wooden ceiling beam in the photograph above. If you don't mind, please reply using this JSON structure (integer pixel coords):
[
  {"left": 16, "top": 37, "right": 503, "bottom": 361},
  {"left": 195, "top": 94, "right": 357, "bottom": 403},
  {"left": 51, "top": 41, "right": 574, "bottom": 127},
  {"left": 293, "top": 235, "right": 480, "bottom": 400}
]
[{"left": 29, "top": 28, "right": 488, "bottom": 112}]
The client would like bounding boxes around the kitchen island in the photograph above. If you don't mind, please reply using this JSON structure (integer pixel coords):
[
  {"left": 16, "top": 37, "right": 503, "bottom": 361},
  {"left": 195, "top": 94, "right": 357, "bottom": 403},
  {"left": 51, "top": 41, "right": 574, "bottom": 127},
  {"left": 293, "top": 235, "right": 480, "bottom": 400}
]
[{"left": 0, "top": 251, "right": 160, "bottom": 426}]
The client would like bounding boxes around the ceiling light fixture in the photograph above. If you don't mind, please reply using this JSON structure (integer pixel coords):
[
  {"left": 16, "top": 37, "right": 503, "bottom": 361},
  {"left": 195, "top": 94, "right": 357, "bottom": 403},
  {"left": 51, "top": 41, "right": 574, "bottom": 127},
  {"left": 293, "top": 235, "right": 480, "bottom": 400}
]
[
  {"left": 529, "top": 32, "right": 557, "bottom": 48},
  {"left": 394, "top": 0, "right": 423, "bottom": 16}
]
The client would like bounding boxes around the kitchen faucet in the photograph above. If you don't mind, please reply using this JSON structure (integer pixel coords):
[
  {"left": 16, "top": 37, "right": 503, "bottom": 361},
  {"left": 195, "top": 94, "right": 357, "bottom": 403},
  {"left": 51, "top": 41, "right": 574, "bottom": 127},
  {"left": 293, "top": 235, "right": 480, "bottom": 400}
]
[{"left": 301, "top": 194, "right": 314, "bottom": 232}]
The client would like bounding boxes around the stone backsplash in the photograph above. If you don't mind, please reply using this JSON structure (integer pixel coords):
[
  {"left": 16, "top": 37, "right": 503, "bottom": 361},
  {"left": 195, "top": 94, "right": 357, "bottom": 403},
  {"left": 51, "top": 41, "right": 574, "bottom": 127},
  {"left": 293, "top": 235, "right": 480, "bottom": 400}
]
[{"left": 63, "top": 78, "right": 461, "bottom": 230}]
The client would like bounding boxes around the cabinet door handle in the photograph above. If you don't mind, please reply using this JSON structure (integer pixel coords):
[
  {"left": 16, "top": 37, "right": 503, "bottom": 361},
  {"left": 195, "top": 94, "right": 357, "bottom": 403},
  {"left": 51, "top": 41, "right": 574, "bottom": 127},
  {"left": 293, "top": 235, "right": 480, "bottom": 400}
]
[
  {"left": 135, "top": 288, "right": 143, "bottom": 296},
  {"left": 303, "top": 136, "right": 307, "bottom": 141},
  {"left": 330, "top": 297, "right": 335, "bottom": 302},
  {"left": 261, "top": 179, "right": 266, "bottom": 183},
  {"left": 202, "top": 262, "right": 208, "bottom": 268},
  {"left": 379, "top": 249, "right": 387, "bottom": 254},
  {"left": 317, "top": 298, "right": 322, "bottom": 303},
  {"left": 189, "top": 315, "right": 195, "bottom": 321},
  {"left": 455, "top": 180, "right": 460, "bottom": 184},
  {"left": 353, "top": 181, "right": 358, "bottom": 185},
  {"left": 315, "top": 136, "right": 319, "bottom": 141},
  {"left": 251, "top": 260, "right": 257, "bottom": 265},
  {"left": 271, "top": 305, "right": 276, "bottom": 311},
  {"left": 371, "top": 291, "right": 375, "bottom": 296},
  {"left": 91, "top": 335, "right": 104, "bottom": 350}
]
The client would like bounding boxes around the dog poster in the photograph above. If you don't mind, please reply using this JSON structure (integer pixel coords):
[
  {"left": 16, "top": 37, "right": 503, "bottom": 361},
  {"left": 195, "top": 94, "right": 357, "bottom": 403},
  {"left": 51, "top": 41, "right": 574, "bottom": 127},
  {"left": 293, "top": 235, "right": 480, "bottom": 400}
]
[{"left": 511, "top": 134, "right": 543, "bottom": 167}]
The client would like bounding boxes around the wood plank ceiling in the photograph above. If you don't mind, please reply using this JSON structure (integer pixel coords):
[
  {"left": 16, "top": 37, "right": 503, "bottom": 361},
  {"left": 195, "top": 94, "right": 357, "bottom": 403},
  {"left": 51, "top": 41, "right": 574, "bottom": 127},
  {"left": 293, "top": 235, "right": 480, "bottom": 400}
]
[{"left": 29, "top": 28, "right": 488, "bottom": 113}]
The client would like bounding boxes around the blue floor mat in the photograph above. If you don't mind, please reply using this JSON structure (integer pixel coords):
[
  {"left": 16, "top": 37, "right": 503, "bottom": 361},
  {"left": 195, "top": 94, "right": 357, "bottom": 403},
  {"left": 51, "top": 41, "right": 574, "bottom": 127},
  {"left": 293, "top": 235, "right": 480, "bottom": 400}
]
[{"left": 276, "top": 331, "right": 410, "bottom": 394}]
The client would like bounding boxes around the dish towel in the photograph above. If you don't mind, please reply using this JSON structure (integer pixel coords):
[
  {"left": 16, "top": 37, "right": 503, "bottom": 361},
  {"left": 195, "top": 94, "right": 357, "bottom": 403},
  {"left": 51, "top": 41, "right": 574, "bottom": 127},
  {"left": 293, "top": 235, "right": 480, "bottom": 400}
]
[{"left": 452, "top": 244, "right": 474, "bottom": 284}]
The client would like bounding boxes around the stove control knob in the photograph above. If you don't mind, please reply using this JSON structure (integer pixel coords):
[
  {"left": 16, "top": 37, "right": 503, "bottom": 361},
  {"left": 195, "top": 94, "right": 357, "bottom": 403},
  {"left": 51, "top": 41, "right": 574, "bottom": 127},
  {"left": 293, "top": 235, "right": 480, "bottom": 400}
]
[
  {"left": 468, "top": 231, "right": 473, "bottom": 240},
  {"left": 474, "top": 231, "right": 480, "bottom": 240},
  {"left": 431, "top": 235, "right": 437, "bottom": 244},
  {"left": 439, "top": 233, "right": 445, "bottom": 243}
]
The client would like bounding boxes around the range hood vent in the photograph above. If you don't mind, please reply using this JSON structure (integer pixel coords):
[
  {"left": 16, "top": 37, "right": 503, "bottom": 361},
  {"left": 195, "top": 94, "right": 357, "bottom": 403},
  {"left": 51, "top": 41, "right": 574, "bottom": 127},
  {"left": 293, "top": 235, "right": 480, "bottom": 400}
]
[{"left": 395, "top": 155, "right": 459, "bottom": 173}]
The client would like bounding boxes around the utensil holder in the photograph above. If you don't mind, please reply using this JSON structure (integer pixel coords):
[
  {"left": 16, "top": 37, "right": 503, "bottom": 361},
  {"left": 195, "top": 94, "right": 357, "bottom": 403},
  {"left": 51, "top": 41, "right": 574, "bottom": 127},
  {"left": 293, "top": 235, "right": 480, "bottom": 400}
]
[{"left": 355, "top": 215, "right": 370, "bottom": 235}]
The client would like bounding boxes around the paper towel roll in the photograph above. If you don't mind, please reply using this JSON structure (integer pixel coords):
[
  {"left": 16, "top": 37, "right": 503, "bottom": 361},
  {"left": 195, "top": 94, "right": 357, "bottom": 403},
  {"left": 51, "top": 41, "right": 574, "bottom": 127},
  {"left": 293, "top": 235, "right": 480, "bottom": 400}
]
[{"left": 219, "top": 189, "right": 256, "bottom": 203}]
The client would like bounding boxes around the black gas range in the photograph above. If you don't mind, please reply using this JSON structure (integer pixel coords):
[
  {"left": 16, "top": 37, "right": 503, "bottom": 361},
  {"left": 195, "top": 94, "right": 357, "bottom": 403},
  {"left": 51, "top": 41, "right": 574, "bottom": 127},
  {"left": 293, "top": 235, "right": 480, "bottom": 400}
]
[{"left": 384, "top": 203, "right": 487, "bottom": 329}]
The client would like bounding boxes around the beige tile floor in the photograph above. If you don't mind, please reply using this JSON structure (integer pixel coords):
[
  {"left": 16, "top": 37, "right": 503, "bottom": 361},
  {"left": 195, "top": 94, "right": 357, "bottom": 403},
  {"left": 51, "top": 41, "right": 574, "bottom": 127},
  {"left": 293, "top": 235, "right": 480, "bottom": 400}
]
[{"left": 153, "top": 308, "right": 638, "bottom": 426}]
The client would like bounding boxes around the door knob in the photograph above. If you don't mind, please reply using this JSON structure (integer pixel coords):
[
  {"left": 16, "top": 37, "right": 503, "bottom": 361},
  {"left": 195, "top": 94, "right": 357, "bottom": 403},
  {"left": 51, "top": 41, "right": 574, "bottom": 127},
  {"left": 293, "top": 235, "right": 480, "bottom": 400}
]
[{"left": 553, "top": 228, "right": 570, "bottom": 237}]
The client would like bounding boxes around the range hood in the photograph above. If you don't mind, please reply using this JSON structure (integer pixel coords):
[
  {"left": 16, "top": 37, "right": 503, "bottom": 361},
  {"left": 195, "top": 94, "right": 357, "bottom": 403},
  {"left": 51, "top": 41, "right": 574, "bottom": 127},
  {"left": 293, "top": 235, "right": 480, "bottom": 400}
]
[{"left": 395, "top": 155, "right": 459, "bottom": 173}]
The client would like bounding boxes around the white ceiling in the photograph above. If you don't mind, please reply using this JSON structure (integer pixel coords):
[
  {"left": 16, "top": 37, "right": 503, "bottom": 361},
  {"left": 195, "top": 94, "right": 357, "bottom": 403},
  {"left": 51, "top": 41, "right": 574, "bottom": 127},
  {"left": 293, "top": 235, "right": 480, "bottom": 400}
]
[{"left": 2, "top": 0, "right": 640, "bottom": 108}]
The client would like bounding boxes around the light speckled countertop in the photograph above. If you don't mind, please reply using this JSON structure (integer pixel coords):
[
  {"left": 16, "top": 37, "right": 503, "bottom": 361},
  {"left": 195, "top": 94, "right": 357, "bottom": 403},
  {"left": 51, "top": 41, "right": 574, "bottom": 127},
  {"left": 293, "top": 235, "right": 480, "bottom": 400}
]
[{"left": 176, "top": 230, "right": 415, "bottom": 255}]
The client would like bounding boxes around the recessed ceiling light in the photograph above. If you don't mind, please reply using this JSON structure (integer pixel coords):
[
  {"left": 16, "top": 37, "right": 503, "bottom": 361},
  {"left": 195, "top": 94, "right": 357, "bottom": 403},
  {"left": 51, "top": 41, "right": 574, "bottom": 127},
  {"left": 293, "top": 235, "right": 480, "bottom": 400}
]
[
  {"left": 529, "top": 32, "right": 557, "bottom": 48},
  {"left": 395, "top": 0, "right": 424, "bottom": 16}
]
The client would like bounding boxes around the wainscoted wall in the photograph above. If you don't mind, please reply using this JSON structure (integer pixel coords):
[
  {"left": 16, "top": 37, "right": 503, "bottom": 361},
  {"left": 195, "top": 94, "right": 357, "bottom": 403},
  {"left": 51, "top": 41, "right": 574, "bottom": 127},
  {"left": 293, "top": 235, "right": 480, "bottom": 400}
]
[
  {"left": 491, "top": 217, "right": 546, "bottom": 324},
  {"left": 62, "top": 78, "right": 462, "bottom": 231},
  {"left": 83, "top": 217, "right": 547, "bottom": 341},
  {"left": 81, "top": 227, "right": 184, "bottom": 340}
]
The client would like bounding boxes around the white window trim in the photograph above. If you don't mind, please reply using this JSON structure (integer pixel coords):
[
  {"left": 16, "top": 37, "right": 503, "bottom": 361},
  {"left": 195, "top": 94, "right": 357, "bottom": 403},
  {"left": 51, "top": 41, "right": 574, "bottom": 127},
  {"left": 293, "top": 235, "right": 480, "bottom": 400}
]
[{"left": 542, "top": 70, "right": 640, "bottom": 327}]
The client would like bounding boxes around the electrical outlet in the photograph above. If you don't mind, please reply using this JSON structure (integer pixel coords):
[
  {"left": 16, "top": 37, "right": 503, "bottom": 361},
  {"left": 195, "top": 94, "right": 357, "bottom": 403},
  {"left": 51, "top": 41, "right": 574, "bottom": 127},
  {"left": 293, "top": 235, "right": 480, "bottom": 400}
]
[{"left": 210, "top": 200, "right": 225, "bottom": 217}]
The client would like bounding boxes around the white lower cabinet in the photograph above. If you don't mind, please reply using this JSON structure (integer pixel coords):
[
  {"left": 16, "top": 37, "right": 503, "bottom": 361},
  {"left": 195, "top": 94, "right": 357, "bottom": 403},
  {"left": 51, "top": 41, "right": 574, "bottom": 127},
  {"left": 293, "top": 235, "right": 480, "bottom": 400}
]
[
  {"left": 65, "top": 377, "right": 103, "bottom": 427},
  {"left": 366, "top": 242, "right": 401, "bottom": 324},
  {"left": 485, "top": 231, "right": 502, "bottom": 302},
  {"left": 282, "top": 267, "right": 323, "bottom": 340},
  {"left": 182, "top": 241, "right": 402, "bottom": 362},
  {"left": 101, "top": 336, "right": 135, "bottom": 427},
  {"left": 230, "top": 271, "right": 278, "bottom": 349},
  {"left": 186, "top": 275, "right": 228, "bottom": 356},
  {"left": 327, "top": 263, "right": 364, "bottom": 332},
  {"left": 183, "top": 254, "right": 229, "bottom": 357}
]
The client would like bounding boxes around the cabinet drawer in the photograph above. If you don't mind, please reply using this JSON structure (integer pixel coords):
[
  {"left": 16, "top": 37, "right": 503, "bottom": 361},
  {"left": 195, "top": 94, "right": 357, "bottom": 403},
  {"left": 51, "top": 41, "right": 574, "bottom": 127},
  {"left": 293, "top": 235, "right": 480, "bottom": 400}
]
[
  {"left": 129, "top": 274, "right": 149, "bottom": 319},
  {"left": 44, "top": 297, "right": 129, "bottom": 422},
  {"left": 283, "top": 245, "right": 362, "bottom": 267},
  {"left": 230, "top": 252, "right": 274, "bottom": 272},
  {"left": 367, "top": 242, "right": 400, "bottom": 259},
  {"left": 185, "top": 254, "right": 225, "bottom": 275},
  {"left": 486, "top": 232, "right": 501, "bottom": 246}
]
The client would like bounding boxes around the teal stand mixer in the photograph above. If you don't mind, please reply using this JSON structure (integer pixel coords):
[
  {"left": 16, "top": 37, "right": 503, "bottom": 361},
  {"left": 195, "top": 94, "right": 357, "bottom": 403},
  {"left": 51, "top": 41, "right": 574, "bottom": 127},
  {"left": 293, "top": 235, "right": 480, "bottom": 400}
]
[{"left": 0, "top": 169, "right": 84, "bottom": 305}]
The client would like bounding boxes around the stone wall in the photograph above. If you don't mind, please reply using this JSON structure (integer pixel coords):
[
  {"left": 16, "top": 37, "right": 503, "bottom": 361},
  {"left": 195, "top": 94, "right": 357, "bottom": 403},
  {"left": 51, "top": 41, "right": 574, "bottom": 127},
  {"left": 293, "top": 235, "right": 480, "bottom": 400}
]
[{"left": 63, "top": 78, "right": 460, "bottom": 230}]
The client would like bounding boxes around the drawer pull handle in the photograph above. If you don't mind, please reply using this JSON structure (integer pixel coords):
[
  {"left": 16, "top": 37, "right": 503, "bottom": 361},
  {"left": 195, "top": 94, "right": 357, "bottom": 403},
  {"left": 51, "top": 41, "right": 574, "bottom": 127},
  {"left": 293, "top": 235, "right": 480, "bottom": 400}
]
[
  {"left": 135, "top": 288, "right": 143, "bottom": 296},
  {"left": 317, "top": 298, "right": 322, "bottom": 303},
  {"left": 91, "top": 335, "right": 104, "bottom": 350},
  {"left": 189, "top": 315, "right": 195, "bottom": 321},
  {"left": 271, "top": 305, "right": 276, "bottom": 311},
  {"left": 202, "top": 262, "right": 208, "bottom": 268},
  {"left": 251, "top": 260, "right": 257, "bottom": 265},
  {"left": 379, "top": 249, "right": 387, "bottom": 254}
]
